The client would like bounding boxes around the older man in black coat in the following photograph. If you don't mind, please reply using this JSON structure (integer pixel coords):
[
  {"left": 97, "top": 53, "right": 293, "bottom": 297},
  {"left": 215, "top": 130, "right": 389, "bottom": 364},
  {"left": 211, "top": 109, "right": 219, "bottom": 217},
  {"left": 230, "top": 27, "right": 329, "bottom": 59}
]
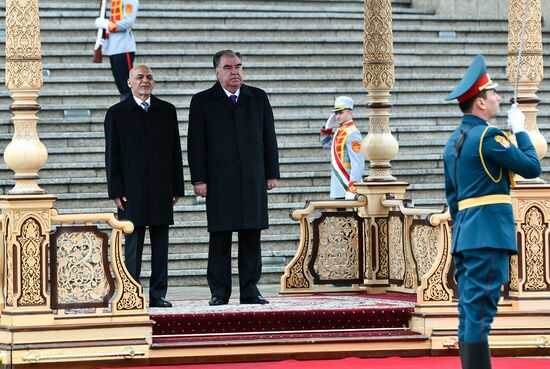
[
  {"left": 104, "top": 64, "right": 184, "bottom": 308},
  {"left": 188, "top": 50, "right": 280, "bottom": 306}
]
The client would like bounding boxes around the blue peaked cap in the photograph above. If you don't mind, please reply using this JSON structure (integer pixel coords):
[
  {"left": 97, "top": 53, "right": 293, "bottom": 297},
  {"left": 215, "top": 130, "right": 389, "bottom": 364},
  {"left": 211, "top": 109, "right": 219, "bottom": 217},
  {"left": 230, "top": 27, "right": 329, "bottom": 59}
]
[{"left": 446, "top": 55, "right": 498, "bottom": 102}]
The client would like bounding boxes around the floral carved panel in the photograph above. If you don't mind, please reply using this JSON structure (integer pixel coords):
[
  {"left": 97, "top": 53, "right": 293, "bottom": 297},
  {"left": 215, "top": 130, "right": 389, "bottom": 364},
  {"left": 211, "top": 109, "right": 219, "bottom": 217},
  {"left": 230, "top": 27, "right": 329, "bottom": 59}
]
[
  {"left": 410, "top": 224, "right": 439, "bottom": 284},
  {"left": 16, "top": 217, "right": 46, "bottom": 306},
  {"left": 310, "top": 212, "right": 364, "bottom": 284},
  {"left": 50, "top": 226, "right": 115, "bottom": 309},
  {"left": 520, "top": 206, "right": 550, "bottom": 291}
]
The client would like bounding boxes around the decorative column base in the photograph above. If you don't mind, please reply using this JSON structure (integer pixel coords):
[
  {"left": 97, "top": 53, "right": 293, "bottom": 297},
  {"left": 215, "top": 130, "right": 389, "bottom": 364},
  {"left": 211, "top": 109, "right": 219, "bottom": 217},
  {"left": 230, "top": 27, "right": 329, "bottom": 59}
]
[
  {"left": 0, "top": 195, "right": 57, "bottom": 326},
  {"left": 355, "top": 181, "right": 409, "bottom": 292},
  {"left": 509, "top": 184, "right": 550, "bottom": 310}
]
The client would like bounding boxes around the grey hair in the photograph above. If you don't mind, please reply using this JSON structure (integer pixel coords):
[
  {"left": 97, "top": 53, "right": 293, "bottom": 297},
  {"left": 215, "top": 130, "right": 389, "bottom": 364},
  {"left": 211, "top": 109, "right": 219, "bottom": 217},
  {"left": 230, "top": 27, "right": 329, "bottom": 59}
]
[{"left": 213, "top": 50, "right": 242, "bottom": 69}]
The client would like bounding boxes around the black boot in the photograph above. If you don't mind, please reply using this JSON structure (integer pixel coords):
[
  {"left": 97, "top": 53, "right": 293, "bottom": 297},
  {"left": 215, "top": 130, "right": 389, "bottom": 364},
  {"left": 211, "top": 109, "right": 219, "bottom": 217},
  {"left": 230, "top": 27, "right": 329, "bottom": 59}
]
[{"left": 459, "top": 341, "right": 492, "bottom": 369}]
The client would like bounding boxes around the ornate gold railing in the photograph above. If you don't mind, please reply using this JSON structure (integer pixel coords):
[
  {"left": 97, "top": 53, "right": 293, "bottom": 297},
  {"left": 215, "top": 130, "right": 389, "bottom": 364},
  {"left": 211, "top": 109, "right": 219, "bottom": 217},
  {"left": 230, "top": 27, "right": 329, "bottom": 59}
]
[
  {"left": 50, "top": 210, "right": 146, "bottom": 314},
  {"left": 381, "top": 196, "right": 454, "bottom": 306},
  {"left": 281, "top": 193, "right": 455, "bottom": 308},
  {"left": 280, "top": 196, "right": 368, "bottom": 293}
]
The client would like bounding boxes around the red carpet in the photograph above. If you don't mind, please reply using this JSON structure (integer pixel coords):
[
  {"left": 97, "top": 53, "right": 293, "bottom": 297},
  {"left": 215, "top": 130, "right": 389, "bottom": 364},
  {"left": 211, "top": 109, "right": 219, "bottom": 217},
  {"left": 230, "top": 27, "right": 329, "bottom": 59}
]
[
  {"left": 96, "top": 356, "right": 550, "bottom": 369},
  {"left": 150, "top": 293, "right": 416, "bottom": 343}
]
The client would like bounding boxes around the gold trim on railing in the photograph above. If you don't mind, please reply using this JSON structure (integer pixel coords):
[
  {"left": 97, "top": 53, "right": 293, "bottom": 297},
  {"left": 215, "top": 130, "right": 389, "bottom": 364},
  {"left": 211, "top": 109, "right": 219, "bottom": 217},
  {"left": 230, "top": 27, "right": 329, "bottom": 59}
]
[
  {"left": 22, "top": 347, "right": 145, "bottom": 362},
  {"left": 50, "top": 209, "right": 134, "bottom": 234},
  {"left": 290, "top": 195, "right": 368, "bottom": 221},
  {"left": 443, "top": 336, "right": 550, "bottom": 349}
]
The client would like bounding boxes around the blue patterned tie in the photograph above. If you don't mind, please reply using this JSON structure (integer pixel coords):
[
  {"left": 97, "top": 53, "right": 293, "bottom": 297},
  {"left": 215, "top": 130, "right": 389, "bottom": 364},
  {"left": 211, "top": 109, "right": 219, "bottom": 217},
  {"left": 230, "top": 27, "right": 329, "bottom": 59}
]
[
  {"left": 230, "top": 95, "right": 237, "bottom": 105},
  {"left": 141, "top": 101, "right": 150, "bottom": 112}
]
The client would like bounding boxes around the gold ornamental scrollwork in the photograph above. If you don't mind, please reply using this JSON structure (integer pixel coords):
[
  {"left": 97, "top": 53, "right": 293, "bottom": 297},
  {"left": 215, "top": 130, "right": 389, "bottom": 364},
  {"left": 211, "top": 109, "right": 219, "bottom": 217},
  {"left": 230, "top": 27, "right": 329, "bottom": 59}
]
[
  {"left": 364, "top": 219, "right": 372, "bottom": 280},
  {"left": 363, "top": 0, "right": 394, "bottom": 62},
  {"left": 282, "top": 217, "right": 312, "bottom": 290},
  {"left": 411, "top": 224, "right": 439, "bottom": 281},
  {"left": 520, "top": 206, "right": 549, "bottom": 291},
  {"left": 112, "top": 231, "right": 144, "bottom": 311},
  {"left": 313, "top": 215, "right": 360, "bottom": 281},
  {"left": 5, "top": 0, "right": 42, "bottom": 58},
  {"left": 388, "top": 213, "right": 404, "bottom": 282},
  {"left": 376, "top": 218, "right": 389, "bottom": 279},
  {"left": 363, "top": 63, "right": 395, "bottom": 90},
  {"left": 17, "top": 218, "right": 46, "bottom": 306},
  {"left": 510, "top": 255, "right": 519, "bottom": 291},
  {"left": 413, "top": 220, "right": 453, "bottom": 304},
  {"left": 508, "top": 0, "right": 542, "bottom": 53},
  {"left": 5, "top": 214, "right": 14, "bottom": 306},
  {"left": 53, "top": 231, "right": 112, "bottom": 306},
  {"left": 368, "top": 115, "right": 391, "bottom": 135},
  {"left": 5, "top": 0, "right": 43, "bottom": 90},
  {"left": 507, "top": 55, "right": 544, "bottom": 84}
]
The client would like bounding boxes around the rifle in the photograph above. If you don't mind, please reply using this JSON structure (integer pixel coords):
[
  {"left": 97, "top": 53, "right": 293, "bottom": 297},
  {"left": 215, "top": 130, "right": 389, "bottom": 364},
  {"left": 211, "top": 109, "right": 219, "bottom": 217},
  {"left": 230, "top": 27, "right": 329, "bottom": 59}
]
[{"left": 92, "top": 0, "right": 107, "bottom": 63}]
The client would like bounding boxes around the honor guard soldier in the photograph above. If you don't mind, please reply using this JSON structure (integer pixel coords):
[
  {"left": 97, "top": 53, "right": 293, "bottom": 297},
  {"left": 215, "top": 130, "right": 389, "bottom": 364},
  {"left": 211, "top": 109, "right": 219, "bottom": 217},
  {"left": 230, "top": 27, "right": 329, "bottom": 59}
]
[
  {"left": 95, "top": 0, "right": 139, "bottom": 100},
  {"left": 443, "top": 55, "right": 541, "bottom": 369},
  {"left": 320, "top": 96, "right": 365, "bottom": 200}
]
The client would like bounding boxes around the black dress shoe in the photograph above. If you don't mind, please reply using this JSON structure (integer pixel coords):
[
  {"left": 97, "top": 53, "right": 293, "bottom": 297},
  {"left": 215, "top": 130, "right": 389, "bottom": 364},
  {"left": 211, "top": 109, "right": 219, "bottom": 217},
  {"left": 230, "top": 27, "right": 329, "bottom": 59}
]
[
  {"left": 240, "top": 295, "right": 269, "bottom": 304},
  {"left": 208, "top": 296, "right": 229, "bottom": 306},
  {"left": 149, "top": 297, "right": 172, "bottom": 308}
]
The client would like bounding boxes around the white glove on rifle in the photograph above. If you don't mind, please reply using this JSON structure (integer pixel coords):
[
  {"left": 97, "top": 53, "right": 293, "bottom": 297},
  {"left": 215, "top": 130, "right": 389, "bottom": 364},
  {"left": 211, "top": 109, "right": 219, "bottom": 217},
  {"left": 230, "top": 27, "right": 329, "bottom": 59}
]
[
  {"left": 325, "top": 113, "right": 337, "bottom": 130},
  {"left": 507, "top": 104, "right": 526, "bottom": 134},
  {"left": 95, "top": 17, "right": 109, "bottom": 30}
]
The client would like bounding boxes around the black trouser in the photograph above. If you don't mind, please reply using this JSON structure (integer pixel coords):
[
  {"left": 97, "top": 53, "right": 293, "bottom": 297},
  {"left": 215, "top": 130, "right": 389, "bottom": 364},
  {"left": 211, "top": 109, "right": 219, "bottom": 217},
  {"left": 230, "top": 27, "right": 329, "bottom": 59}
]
[
  {"left": 124, "top": 225, "right": 169, "bottom": 300},
  {"left": 109, "top": 52, "right": 134, "bottom": 100},
  {"left": 207, "top": 229, "right": 262, "bottom": 299}
]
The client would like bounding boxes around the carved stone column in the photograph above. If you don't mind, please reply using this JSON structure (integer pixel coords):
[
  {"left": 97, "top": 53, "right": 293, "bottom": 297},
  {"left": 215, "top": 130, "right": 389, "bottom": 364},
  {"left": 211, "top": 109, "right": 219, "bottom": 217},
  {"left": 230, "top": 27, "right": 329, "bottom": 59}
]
[
  {"left": 507, "top": 0, "right": 547, "bottom": 167},
  {"left": 4, "top": 0, "right": 48, "bottom": 195},
  {"left": 361, "top": 0, "right": 399, "bottom": 182}
]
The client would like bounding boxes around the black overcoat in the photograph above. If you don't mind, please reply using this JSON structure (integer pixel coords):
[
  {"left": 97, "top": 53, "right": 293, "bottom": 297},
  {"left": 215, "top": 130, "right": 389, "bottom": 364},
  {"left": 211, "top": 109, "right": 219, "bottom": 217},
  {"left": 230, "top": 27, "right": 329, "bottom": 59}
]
[
  {"left": 187, "top": 82, "right": 280, "bottom": 232},
  {"left": 104, "top": 95, "right": 185, "bottom": 226}
]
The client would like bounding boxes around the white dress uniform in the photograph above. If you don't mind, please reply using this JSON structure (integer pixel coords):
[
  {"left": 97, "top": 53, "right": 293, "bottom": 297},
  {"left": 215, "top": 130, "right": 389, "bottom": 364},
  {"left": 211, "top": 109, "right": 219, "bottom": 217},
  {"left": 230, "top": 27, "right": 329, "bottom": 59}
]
[
  {"left": 320, "top": 120, "right": 365, "bottom": 199},
  {"left": 102, "top": 0, "right": 138, "bottom": 56}
]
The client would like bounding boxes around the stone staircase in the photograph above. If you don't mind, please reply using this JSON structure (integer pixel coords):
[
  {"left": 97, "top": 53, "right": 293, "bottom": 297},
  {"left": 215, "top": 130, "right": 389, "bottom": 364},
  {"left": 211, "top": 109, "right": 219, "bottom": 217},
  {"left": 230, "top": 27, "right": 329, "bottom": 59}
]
[{"left": 0, "top": 0, "right": 549, "bottom": 287}]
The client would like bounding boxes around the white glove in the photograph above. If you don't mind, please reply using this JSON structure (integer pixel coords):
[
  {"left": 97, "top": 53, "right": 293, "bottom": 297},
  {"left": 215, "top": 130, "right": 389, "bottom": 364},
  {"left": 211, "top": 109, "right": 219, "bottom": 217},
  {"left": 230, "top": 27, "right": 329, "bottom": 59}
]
[
  {"left": 325, "top": 113, "right": 337, "bottom": 129},
  {"left": 95, "top": 17, "right": 109, "bottom": 30},
  {"left": 507, "top": 104, "right": 526, "bottom": 134},
  {"left": 345, "top": 191, "right": 356, "bottom": 200}
]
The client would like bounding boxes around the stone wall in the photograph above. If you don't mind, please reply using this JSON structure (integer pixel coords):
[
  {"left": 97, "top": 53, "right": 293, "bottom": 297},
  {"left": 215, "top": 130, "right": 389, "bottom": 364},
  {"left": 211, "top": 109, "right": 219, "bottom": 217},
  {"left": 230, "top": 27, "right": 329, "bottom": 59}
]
[{"left": 413, "top": 0, "right": 550, "bottom": 20}]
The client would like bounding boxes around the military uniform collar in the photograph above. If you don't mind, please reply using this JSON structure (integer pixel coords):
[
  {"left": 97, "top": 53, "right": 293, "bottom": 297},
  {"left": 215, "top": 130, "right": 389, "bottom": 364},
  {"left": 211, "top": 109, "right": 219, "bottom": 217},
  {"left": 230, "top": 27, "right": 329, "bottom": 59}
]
[
  {"left": 462, "top": 114, "right": 489, "bottom": 126},
  {"left": 340, "top": 120, "right": 354, "bottom": 128}
]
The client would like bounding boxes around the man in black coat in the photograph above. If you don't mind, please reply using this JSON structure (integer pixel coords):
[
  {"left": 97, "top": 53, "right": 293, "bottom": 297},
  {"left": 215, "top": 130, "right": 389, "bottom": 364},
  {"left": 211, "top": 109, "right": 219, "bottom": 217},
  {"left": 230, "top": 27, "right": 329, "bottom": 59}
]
[
  {"left": 187, "top": 50, "right": 280, "bottom": 306},
  {"left": 104, "top": 64, "right": 184, "bottom": 308}
]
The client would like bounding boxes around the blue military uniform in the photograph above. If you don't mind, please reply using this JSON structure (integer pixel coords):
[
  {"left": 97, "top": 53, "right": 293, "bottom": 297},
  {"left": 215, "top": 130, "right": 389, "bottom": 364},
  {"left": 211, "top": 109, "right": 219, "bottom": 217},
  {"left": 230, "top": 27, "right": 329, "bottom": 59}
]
[{"left": 443, "top": 55, "right": 541, "bottom": 369}]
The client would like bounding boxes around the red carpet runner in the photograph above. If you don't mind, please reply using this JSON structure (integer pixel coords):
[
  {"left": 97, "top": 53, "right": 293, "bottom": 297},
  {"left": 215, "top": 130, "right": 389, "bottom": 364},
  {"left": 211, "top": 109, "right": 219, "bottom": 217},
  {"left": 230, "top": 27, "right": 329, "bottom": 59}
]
[
  {"left": 96, "top": 356, "right": 550, "bottom": 369},
  {"left": 150, "top": 293, "right": 417, "bottom": 343}
]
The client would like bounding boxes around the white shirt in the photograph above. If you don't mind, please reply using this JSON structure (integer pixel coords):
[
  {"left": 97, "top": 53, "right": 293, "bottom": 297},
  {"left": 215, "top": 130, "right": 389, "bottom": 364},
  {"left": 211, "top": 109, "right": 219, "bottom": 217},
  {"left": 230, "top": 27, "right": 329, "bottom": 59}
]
[
  {"left": 222, "top": 87, "right": 240, "bottom": 99},
  {"left": 133, "top": 95, "right": 151, "bottom": 109}
]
